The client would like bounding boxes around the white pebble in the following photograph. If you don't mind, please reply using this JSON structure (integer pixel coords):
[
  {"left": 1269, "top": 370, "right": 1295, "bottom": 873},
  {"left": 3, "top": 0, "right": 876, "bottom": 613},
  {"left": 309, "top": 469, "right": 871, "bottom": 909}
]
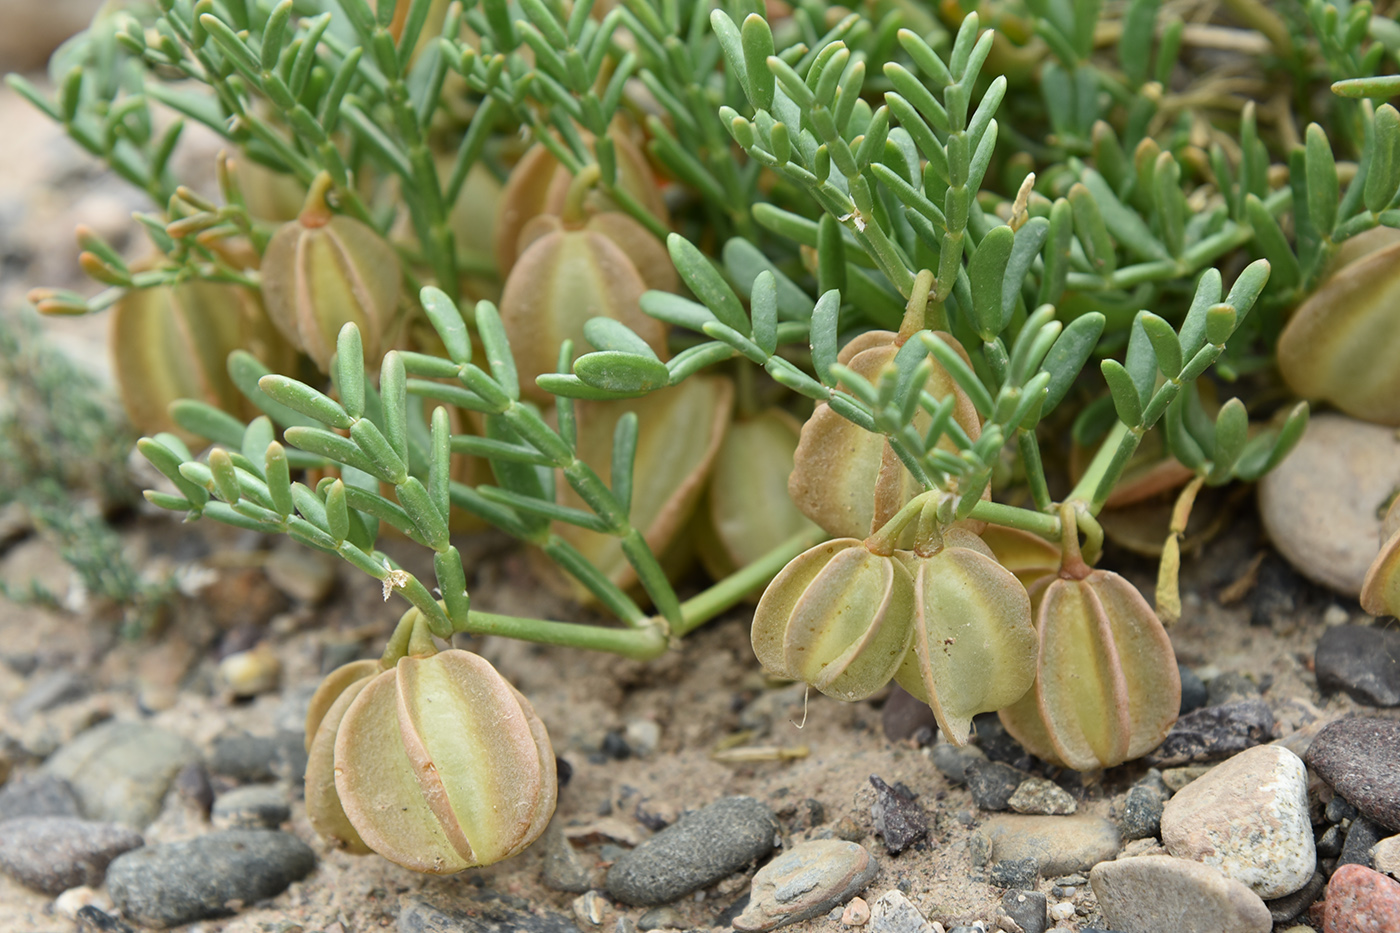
[{"left": 1049, "top": 901, "right": 1076, "bottom": 921}]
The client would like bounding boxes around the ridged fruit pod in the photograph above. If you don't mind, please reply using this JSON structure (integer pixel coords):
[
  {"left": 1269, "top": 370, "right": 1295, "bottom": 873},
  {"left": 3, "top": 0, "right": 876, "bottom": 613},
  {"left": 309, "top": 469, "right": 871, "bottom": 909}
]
[
  {"left": 110, "top": 278, "right": 296, "bottom": 441},
  {"left": 999, "top": 566, "right": 1181, "bottom": 771},
  {"left": 752, "top": 538, "right": 916, "bottom": 701},
  {"left": 334, "top": 648, "right": 557, "bottom": 873},
  {"left": 697, "top": 410, "right": 819, "bottom": 587},
  {"left": 979, "top": 525, "right": 1061, "bottom": 589},
  {"left": 1361, "top": 496, "right": 1400, "bottom": 618},
  {"left": 261, "top": 173, "right": 402, "bottom": 372},
  {"left": 892, "top": 526, "right": 1037, "bottom": 744},
  {"left": 1278, "top": 236, "right": 1400, "bottom": 425},
  {"left": 304, "top": 659, "right": 384, "bottom": 853},
  {"left": 788, "top": 332, "right": 982, "bottom": 546}
]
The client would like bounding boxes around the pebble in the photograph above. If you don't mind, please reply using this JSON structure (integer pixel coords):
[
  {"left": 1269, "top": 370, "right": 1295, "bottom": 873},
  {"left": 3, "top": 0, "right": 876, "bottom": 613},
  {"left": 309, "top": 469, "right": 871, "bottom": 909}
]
[
  {"left": 1179, "top": 665, "right": 1208, "bottom": 714},
  {"left": 1007, "top": 778, "right": 1076, "bottom": 816},
  {"left": 218, "top": 642, "right": 283, "bottom": 698},
  {"left": 605, "top": 796, "right": 779, "bottom": 906},
  {"left": 41, "top": 721, "right": 199, "bottom": 828},
  {"left": 1319, "top": 864, "right": 1400, "bottom": 933},
  {"left": 0, "top": 773, "right": 81, "bottom": 821},
  {"left": 262, "top": 538, "right": 338, "bottom": 604},
  {"left": 842, "top": 896, "right": 871, "bottom": 926},
  {"left": 1119, "top": 785, "right": 1164, "bottom": 840},
  {"left": 867, "top": 889, "right": 936, "bottom": 933},
  {"left": 10, "top": 669, "right": 88, "bottom": 721},
  {"left": 1327, "top": 796, "right": 1359, "bottom": 823},
  {"left": 989, "top": 858, "right": 1039, "bottom": 890},
  {"left": 174, "top": 762, "right": 214, "bottom": 817},
  {"left": 74, "top": 905, "right": 137, "bottom": 933},
  {"left": 882, "top": 686, "right": 939, "bottom": 743},
  {"left": 1089, "top": 854, "right": 1271, "bottom": 933},
  {"left": 1265, "top": 871, "right": 1325, "bottom": 924},
  {"left": 106, "top": 829, "right": 316, "bottom": 928},
  {"left": 965, "top": 760, "right": 1026, "bottom": 811},
  {"left": 971, "top": 713, "right": 1034, "bottom": 770},
  {"left": 995, "top": 889, "right": 1047, "bottom": 933},
  {"left": 1160, "top": 745, "right": 1315, "bottom": 898},
  {"left": 624, "top": 719, "right": 661, "bottom": 757},
  {"left": 930, "top": 742, "right": 985, "bottom": 784},
  {"left": 0, "top": 816, "right": 142, "bottom": 894},
  {"left": 1146, "top": 699, "right": 1274, "bottom": 767},
  {"left": 1305, "top": 718, "right": 1400, "bottom": 832},
  {"left": 1314, "top": 625, "right": 1400, "bottom": 707},
  {"left": 1046, "top": 901, "right": 1075, "bottom": 922},
  {"left": 636, "top": 906, "right": 684, "bottom": 930},
  {"left": 210, "top": 784, "right": 291, "bottom": 829},
  {"left": 541, "top": 819, "right": 593, "bottom": 893},
  {"left": 1338, "top": 817, "right": 1385, "bottom": 868},
  {"left": 1257, "top": 413, "right": 1400, "bottom": 597},
  {"left": 396, "top": 896, "right": 580, "bottom": 933},
  {"left": 207, "top": 729, "right": 308, "bottom": 784},
  {"left": 869, "top": 776, "right": 926, "bottom": 854},
  {"left": 55, "top": 885, "right": 112, "bottom": 920},
  {"left": 572, "top": 890, "right": 606, "bottom": 926},
  {"left": 1318, "top": 825, "right": 1346, "bottom": 858},
  {"left": 1373, "top": 834, "right": 1400, "bottom": 879},
  {"left": 1161, "top": 764, "right": 1214, "bottom": 791},
  {"left": 733, "top": 839, "right": 878, "bottom": 931},
  {"left": 977, "top": 814, "right": 1121, "bottom": 875}
]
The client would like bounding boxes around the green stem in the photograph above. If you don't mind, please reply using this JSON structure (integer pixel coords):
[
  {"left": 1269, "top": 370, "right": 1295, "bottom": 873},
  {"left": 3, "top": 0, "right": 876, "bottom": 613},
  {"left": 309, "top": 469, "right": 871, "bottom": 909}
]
[
  {"left": 1017, "top": 428, "right": 1053, "bottom": 513},
  {"left": 965, "top": 499, "right": 1062, "bottom": 540},
  {"left": 1066, "top": 420, "right": 1132, "bottom": 508},
  {"left": 461, "top": 610, "right": 669, "bottom": 660},
  {"left": 674, "top": 525, "right": 827, "bottom": 637}
]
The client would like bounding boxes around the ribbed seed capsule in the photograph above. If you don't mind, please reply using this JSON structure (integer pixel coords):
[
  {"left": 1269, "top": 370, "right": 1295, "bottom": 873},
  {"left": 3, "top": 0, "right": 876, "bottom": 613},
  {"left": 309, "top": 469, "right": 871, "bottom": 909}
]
[
  {"left": 999, "top": 569, "right": 1181, "bottom": 771},
  {"left": 752, "top": 538, "right": 916, "bottom": 701},
  {"left": 334, "top": 649, "right": 557, "bottom": 873},
  {"left": 261, "top": 173, "right": 402, "bottom": 372},
  {"left": 304, "top": 659, "right": 384, "bottom": 853},
  {"left": 1361, "top": 497, "right": 1400, "bottom": 618},
  {"left": 892, "top": 527, "right": 1037, "bottom": 745},
  {"left": 979, "top": 525, "right": 1062, "bottom": 589}
]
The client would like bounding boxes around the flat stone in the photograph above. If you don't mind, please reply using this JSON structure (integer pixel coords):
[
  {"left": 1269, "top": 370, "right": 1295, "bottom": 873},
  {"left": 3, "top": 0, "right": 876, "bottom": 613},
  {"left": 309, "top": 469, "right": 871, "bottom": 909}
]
[
  {"left": 1265, "top": 871, "right": 1325, "bottom": 924},
  {"left": 930, "top": 742, "right": 984, "bottom": 784},
  {"left": 1305, "top": 718, "right": 1400, "bottom": 832},
  {"left": 866, "top": 889, "right": 936, "bottom": 933},
  {"left": 733, "top": 839, "right": 878, "bottom": 931},
  {"left": 1008, "top": 778, "right": 1076, "bottom": 816},
  {"left": 995, "top": 889, "right": 1047, "bottom": 933},
  {"left": 0, "top": 817, "right": 142, "bottom": 894},
  {"left": 989, "top": 857, "right": 1039, "bottom": 889},
  {"left": 1119, "top": 785, "right": 1164, "bottom": 841},
  {"left": 207, "top": 730, "right": 308, "bottom": 784},
  {"left": 1373, "top": 834, "right": 1400, "bottom": 879},
  {"left": 978, "top": 814, "right": 1121, "bottom": 876},
  {"left": 1320, "top": 864, "right": 1400, "bottom": 933},
  {"left": 41, "top": 721, "right": 199, "bottom": 828},
  {"left": 1339, "top": 816, "right": 1385, "bottom": 869},
  {"left": 1090, "top": 854, "right": 1271, "bottom": 933},
  {"left": 1315, "top": 625, "right": 1400, "bottom": 707},
  {"left": 0, "top": 773, "right": 80, "bottom": 821},
  {"left": 1146, "top": 700, "right": 1274, "bottom": 767},
  {"left": 965, "top": 759, "right": 1026, "bottom": 811},
  {"left": 210, "top": 785, "right": 290, "bottom": 830},
  {"left": 869, "top": 776, "right": 926, "bottom": 854},
  {"left": 396, "top": 896, "right": 581, "bottom": 933},
  {"left": 1160, "top": 745, "right": 1315, "bottom": 898},
  {"left": 605, "top": 796, "right": 779, "bottom": 906},
  {"left": 106, "top": 830, "right": 316, "bottom": 928},
  {"left": 1258, "top": 413, "right": 1400, "bottom": 597},
  {"left": 541, "top": 819, "right": 592, "bottom": 894}
]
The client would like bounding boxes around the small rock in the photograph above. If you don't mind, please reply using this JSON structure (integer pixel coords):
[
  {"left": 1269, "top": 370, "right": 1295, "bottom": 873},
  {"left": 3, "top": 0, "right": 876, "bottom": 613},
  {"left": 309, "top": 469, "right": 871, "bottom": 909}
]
[
  {"left": 867, "top": 889, "right": 936, "bottom": 933},
  {"left": 971, "top": 713, "right": 1033, "bottom": 770},
  {"left": 41, "top": 721, "right": 199, "bottom": 828},
  {"left": 869, "top": 776, "right": 926, "bottom": 854},
  {"left": 1339, "top": 817, "right": 1385, "bottom": 868},
  {"left": 572, "top": 890, "right": 606, "bottom": 926},
  {"left": 0, "top": 817, "right": 142, "bottom": 894},
  {"left": 1160, "top": 744, "right": 1315, "bottom": 898},
  {"left": 882, "top": 686, "right": 939, "bottom": 743},
  {"left": 989, "top": 857, "right": 1039, "bottom": 890},
  {"left": 1090, "top": 854, "right": 1271, "bottom": 933},
  {"left": 218, "top": 642, "right": 282, "bottom": 698},
  {"left": 207, "top": 730, "right": 307, "bottom": 784},
  {"left": 977, "top": 814, "right": 1121, "bottom": 875},
  {"left": 733, "top": 839, "right": 878, "bottom": 931},
  {"left": 210, "top": 784, "right": 290, "bottom": 830},
  {"left": 1205, "top": 671, "right": 1261, "bottom": 706},
  {"left": 10, "top": 669, "right": 88, "bottom": 721},
  {"left": 173, "top": 762, "right": 214, "bottom": 816},
  {"left": 842, "top": 896, "right": 871, "bottom": 926},
  {"left": 965, "top": 760, "right": 1026, "bottom": 812},
  {"left": 1007, "top": 778, "right": 1076, "bottom": 816},
  {"left": 396, "top": 896, "right": 580, "bottom": 933},
  {"left": 636, "top": 906, "right": 684, "bottom": 930},
  {"left": 1318, "top": 825, "right": 1346, "bottom": 858},
  {"left": 995, "top": 889, "right": 1047, "bottom": 933},
  {"left": 1305, "top": 718, "right": 1400, "bottom": 832},
  {"left": 930, "top": 742, "right": 984, "bottom": 784},
  {"left": 1373, "top": 835, "right": 1400, "bottom": 879},
  {"left": 1265, "top": 871, "right": 1325, "bottom": 924},
  {"left": 1161, "top": 764, "right": 1215, "bottom": 791},
  {"left": 624, "top": 720, "right": 661, "bottom": 757},
  {"left": 1119, "top": 785, "right": 1164, "bottom": 841},
  {"left": 541, "top": 819, "right": 593, "bottom": 894},
  {"left": 1117, "top": 838, "right": 1168, "bottom": 859},
  {"left": 1046, "top": 901, "right": 1075, "bottom": 922},
  {"left": 0, "top": 773, "right": 81, "bottom": 821},
  {"left": 1314, "top": 625, "right": 1400, "bottom": 707},
  {"left": 1326, "top": 796, "right": 1359, "bottom": 824},
  {"left": 106, "top": 829, "right": 316, "bottom": 928},
  {"left": 1179, "top": 665, "right": 1207, "bottom": 714},
  {"left": 1147, "top": 700, "right": 1275, "bottom": 767},
  {"left": 1319, "top": 863, "right": 1400, "bottom": 933},
  {"left": 262, "top": 539, "right": 337, "bottom": 604},
  {"left": 74, "top": 906, "right": 137, "bottom": 933},
  {"left": 55, "top": 885, "right": 112, "bottom": 920},
  {"left": 605, "top": 796, "right": 779, "bottom": 906}
]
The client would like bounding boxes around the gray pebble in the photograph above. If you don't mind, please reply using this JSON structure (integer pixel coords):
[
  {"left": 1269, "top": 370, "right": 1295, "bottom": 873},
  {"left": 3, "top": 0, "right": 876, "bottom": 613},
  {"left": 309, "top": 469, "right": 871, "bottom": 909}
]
[
  {"left": 1264, "top": 871, "right": 1325, "bottom": 923},
  {"left": 0, "top": 773, "right": 80, "bottom": 822},
  {"left": 11, "top": 669, "right": 87, "bottom": 721},
  {"left": 0, "top": 816, "right": 142, "bottom": 894},
  {"left": 396, "top": 895, "right": 580, "bottom": 933},
  {"left": 1007, "top": 778, "right": 1076, "bottom": 816},
  {"left": 1119, "top": 785, "right": 1164, "bottom": 841},
  {"left": 208, "top": 730, "right": 308, "bottom": 784},
  {"left": 733, "top": 839, "right": 878, "bottom": 931},
  {"left": 1316, "top": 824, "right": 1345, "bottom": 858},
  {"left": 541, "top": 819, "right": 592, "bottom": 894},
  {"left": 210, "top": 784, "right": 290, "bottom": 830},
  {"left": 996, "top": 889, "right": 1047, "bottom": 933},
  {"left": 1338, "top": 816, "right": 1385, "bottom": 868},
  {"left": 1179, "top": 664, "right": 1207, "bottom": 714},
  {"left": 1314, "top": 624, "right": 1400, "bottom": 707},
  {"left": 989, "top": 858, "right": 1040, "bottom": 890},
  {"left": 1326, "top": 796, "right": 1358, "bottom": 824},
  {"left": 1146, "top": 700, "right": 1275, "bottom": 767},
  {"left": 174, "top": 762, "right": 214, "bottom": 816},
  {"left": 41, "top": 721, "right": 199, "bottom": 828},
  {"left": 1090, "top": 855, "right": 1270, "bottom": 933},
  {"left": 965, "top": 759, "right": 1026, "bottom": 812},
  {"left": 106, "top": 829, "right": 316, "bottom": 928},
  {"left": 867, "top": 889, "right": 935, "bottom": 933},
  {"left": 931, "top": 742, "right": 985, "bottom": 784},
  {"left": 1305, "top": 718, "right": 1400, "bottom": 832},
  {"left": 605, "top": 796, "right": 779, "bottom": 906},
  {"left": 870, "top": 776, "right": 926, "bottom": 854},
  {"left": 636, "top": 906, "right": 684, "bottom": 930},
  {"left": 881, "top": 686, "right": 938, "bottom": 743},
  {"left": 74, "top": 906, "right": 137, "bottom": 933},
  {"left": 1205, "top": 671, "right": 1261, "bottom": 707}
]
